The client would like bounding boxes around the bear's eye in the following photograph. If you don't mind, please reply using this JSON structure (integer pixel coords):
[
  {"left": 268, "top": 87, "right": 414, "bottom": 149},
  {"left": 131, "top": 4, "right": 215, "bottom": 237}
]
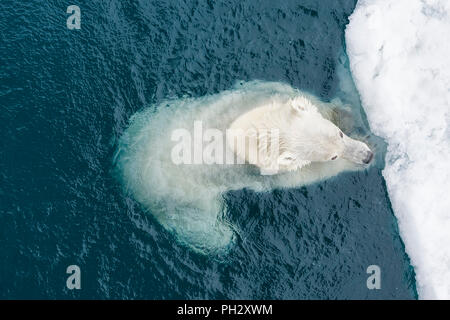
[
  {"left": 331, "top": 155, "right": 338, "bottom": 160},
  {"left": 339, "top": 131, "right": 344, "bottom": 138}
]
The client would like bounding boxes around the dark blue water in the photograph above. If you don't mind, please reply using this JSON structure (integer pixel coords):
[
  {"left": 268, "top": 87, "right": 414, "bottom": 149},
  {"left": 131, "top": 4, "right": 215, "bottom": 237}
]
[{"left": 0, "top": 0, "right": 416, "bottom": 299}]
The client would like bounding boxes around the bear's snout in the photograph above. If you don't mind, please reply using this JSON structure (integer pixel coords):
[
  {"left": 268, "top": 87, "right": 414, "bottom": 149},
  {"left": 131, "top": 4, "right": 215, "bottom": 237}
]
[{"left": 363, "top": 150, "right": 374, "bottom": 164}]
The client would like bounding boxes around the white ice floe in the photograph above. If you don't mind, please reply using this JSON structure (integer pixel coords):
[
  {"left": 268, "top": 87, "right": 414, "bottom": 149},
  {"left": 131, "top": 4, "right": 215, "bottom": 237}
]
[{"left": 346, "top": 0, "right": 450, "bottom": 299}]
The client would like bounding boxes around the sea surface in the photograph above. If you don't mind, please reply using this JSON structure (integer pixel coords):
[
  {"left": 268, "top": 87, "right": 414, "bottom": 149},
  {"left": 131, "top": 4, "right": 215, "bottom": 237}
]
[{"left": 0, "top": 0, "right": 417, "bottom": 299}]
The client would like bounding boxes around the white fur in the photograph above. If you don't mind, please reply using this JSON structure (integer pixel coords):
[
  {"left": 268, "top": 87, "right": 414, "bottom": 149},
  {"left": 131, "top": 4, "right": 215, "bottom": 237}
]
[{"left": 228, "top": 94, "right": 371, "bottom": 175}]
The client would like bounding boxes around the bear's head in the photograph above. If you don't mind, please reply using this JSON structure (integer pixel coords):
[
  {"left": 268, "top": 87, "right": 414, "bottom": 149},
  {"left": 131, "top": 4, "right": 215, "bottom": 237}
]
[{"left": 287, "top": 97, "right": 373, "bottom": 165}]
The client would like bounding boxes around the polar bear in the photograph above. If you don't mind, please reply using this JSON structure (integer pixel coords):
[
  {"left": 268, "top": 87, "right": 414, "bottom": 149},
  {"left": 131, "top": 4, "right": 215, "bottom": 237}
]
[
  {"left": 115, "top": 81, "right": 374, "bottom": 254},
  {"left": 228, "top": 95, "right": 373, "bottom": 175}
]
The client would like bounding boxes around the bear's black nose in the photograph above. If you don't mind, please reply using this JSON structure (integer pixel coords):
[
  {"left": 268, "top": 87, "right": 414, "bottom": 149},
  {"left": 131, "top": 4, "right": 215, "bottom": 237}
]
[{"left": 363, "top": 151, "right": 374, "bottom": 164}]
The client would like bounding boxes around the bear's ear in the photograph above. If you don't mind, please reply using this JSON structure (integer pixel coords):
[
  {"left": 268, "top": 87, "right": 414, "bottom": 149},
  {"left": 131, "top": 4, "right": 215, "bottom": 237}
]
[{"left": 290, "top": 96, "right": 316, "bottom": 116}]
